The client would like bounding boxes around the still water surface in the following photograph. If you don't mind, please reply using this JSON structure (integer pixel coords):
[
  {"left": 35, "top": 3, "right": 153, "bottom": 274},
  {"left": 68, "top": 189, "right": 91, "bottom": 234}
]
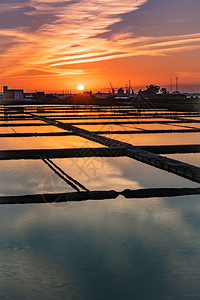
[
  {"left": 0, "top": 106, "right": 200, "bottom": 299},
  {"left": 1, "top": 195, "right": 200, "bottom": 300}
]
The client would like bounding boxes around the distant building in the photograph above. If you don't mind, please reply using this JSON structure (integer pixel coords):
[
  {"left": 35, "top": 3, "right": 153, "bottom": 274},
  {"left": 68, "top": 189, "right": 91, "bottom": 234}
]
[
  {"left": 3, "top": 86, "right": 24, "bottom": 101},
  {"left": 33, "top": 91, "right": 45, "bottom": 100},
  {"left": 82, "top": 91, "right": 92, "bottom": 96}
]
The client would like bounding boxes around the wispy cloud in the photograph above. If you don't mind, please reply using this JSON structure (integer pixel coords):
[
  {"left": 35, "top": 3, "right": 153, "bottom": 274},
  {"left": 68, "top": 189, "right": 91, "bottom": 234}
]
[
  {"left": 0, "top": 0, "right": 148, "bottom": 78},
  {"left": 0, "top": 0, "right": 200, "bottom": 81}
]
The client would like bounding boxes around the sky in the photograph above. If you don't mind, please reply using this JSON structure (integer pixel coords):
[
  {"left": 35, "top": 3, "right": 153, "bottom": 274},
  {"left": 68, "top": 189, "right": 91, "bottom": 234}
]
[{"left": 0, "top": 0, "right": 200, "bottom": 92}]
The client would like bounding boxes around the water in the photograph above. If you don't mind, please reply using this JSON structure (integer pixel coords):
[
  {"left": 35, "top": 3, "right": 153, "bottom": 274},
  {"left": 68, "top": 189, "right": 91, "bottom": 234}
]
[
  {"left": 1, "top": 156, "right": 198, "bottom": 197},
  {"left": 1, "top": 196, "right": 200, "bottom": 299},
  {"left": 166, "top": 153, "right": 200, "bottom": 168},
  {"left": 0, "top": 105, "right": 200, "bottom": 299},
  {"left": 102, "top": 132, "right": 200, "bottom": 146},
  {"left": 0, "top": 136, "right": 105, "bottom": 151},
  {"left": 77, "top": 123, "right": 191, "bottom": 132}
]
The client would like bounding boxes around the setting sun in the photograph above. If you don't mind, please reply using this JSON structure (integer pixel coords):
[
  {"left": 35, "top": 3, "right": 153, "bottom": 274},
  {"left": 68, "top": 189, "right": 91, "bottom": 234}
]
[{"left": 77, "top": 84, "right": 85, "bottom": 91}]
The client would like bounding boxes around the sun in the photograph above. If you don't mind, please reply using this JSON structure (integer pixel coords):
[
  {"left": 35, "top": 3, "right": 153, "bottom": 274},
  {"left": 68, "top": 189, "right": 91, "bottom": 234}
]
[{"left": 77, "top": 84, "right": 85, "bottom": 91}]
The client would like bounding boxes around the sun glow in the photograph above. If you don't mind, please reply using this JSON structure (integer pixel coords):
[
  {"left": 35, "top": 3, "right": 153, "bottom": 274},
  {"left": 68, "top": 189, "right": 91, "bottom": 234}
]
[{"left": 77, "top": 84, "right": 85, "bottom": 91}]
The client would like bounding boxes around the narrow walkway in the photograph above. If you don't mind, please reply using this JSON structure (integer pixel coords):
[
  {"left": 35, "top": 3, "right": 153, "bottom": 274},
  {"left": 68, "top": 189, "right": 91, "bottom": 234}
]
[
  {"left": 29, "top": 113, "right": 200, "bottom": 184},
  {"left": 0, "top": 145, "right": 199, "bottom": 160},
  {"left": 0, "top": 127, "right": 199, "bottom": 138},
  {"left": 0, "top": 187, "right": 200, "bottom": 205}
]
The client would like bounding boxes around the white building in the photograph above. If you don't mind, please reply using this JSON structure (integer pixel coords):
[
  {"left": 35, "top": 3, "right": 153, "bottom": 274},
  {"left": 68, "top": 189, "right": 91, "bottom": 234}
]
[{"left": 3, "top": 86, "right": 24, "bottom": 101}]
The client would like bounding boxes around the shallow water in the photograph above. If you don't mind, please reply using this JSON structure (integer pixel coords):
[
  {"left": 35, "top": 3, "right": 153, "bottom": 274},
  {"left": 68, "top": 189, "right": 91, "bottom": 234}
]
[
  {"left": 0, "top": 136, "right": 105, "bottom": 150},
  {"left": 0, "top": 105, "right": 200, "bottom": 300},
  {"left": 1, "top": 195, "right": 200, "bottom": 300},
  {"left": 102, "top": 132, "right": 200, "bottom": 146},
  {"left": 166, "top": 153, "right": 200, "bottom": 168},
  {"left": 10, "top": 125, "right": 66, "bottom": 134},
  {"left": 76, "top": 123, "right": 187, "bottom": 132}
]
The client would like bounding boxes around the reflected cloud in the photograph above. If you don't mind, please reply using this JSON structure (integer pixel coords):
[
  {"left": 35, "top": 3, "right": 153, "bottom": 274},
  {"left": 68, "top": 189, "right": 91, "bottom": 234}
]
[{"left": 1, "top": 194, "right": 200, "bottom": 299}]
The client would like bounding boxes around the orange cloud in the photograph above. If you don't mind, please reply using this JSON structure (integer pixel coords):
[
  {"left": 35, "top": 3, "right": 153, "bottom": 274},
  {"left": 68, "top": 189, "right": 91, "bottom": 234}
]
[{"left": 0, "top": 0, "right": 200, "bottom": 91}]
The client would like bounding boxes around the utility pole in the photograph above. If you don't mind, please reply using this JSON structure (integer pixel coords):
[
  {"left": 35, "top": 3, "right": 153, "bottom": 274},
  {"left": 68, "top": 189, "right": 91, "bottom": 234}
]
[
  {"left": 170, "top": 78, "right": 173, "bottom": 93},
  {"left": 176, "top": 77, "right": 179, "bottom": 92}
]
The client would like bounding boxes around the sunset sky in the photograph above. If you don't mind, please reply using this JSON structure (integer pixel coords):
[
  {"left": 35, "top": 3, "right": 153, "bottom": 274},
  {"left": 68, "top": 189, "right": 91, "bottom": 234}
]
[{"left": 0, "top": 0, "right": 200, "bottom": 92}]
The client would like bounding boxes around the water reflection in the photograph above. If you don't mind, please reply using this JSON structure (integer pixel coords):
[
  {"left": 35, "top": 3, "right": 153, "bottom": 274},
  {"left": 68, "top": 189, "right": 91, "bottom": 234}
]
[
  {"left": 102, "top": 133, "right": 200, "bottom": 146},
  {"left": 167, "top": 153, "right": 200, "bottom": 168},
  {"left": 0, "top": 195, "right": 200, "bottom": 299},
  {"left": 0, "top": 136, "right": 105, "bottom": 151},
  {"left": 9, "top": 125, "right": 66, "bottom": 134},
  {"left": 0, "top": 105, "right": 200, "bottom": 299},
  {"left": 0, "top": 157, "right": 198, "bottom": 197}
]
